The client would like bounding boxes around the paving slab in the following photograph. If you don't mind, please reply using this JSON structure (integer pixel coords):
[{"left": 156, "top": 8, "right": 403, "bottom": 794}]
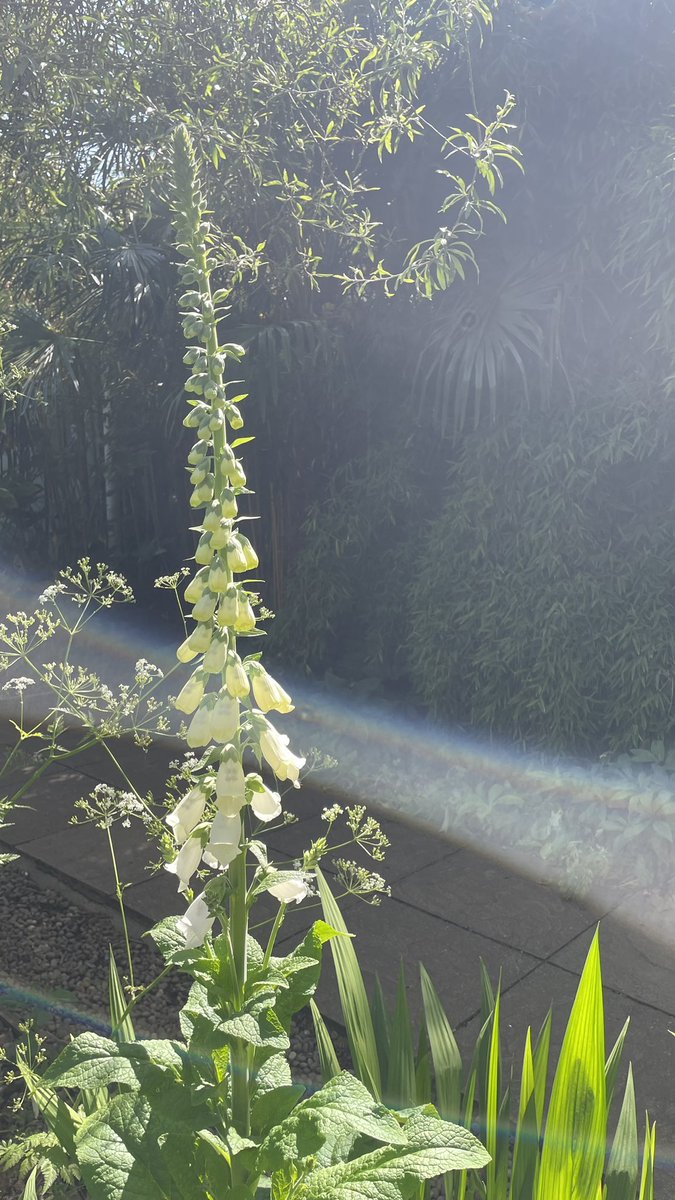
[
  {"left": 266, "top": 810, "right": 459, "bottom": 885},
  {"left": 21, "top": 819, "right": 152, "bottom": 895},
  {"left": 456, "top": 958, "right": 675, "bottom": 1172},
  {"left": 294, "top": 894, "right": 540, "bottom": 1028},
  {"left": 2, "top": 769, "right": 95, "bottom": 846},
  {"left": 395, "top": 846, "right": 600, "bottom": 959},
  {"left": 552, "top": 906, "right": 675, "bottom": 1017}
]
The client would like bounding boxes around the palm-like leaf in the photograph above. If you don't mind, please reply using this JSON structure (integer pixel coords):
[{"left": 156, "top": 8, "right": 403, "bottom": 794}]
[{"left": 415, "top": 256, "right": 569, "bottom": 436}]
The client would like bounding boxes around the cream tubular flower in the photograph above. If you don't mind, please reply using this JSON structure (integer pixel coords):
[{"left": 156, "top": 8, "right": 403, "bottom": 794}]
[
  {"left": 209, "top": 691, "right": 239, "bottom": 743},
  {"left": 225, "top": 654, "right": 250, "bottom": 699},
  {"left": 191, "top": 591, "right": 217, "bottom": 623},
  {"left": 175, "top": 669, "right": 205, "bottom": 715},
  {"left": 250, "top": 783, "right": 282, "bottom": 823},
  {"left": 267, "top": 874, "right": 310, "bottom": 905},
  {"left": 186, "top": 698, "right": 214, "bottom": 747},
  {"left": 166, "top": 786, "right": 207, "bottom": 843},
  {"left": 234, "top": 595, "right": 256, "bottom": 632},
  {"left": 216, "top": 755, "right": 247, "bottom": 817},
  {"left": 165, "top": 834, "right": 203, "bottom": 893},
  {"left": 202, "top": 810, "right": 241, "bottom": 869},
  {"left": 176, "top": 891, "right": 214, "bottom": 949},
  {"left": 203, "top": 636, "right": 227, "bottom": 674},
  {"left": 259, "top": 721, "right": 305, "bottom": 784},
  {"left": 248, "top": 663, "right": 293, "bottom": 714},
  {"left": 184, "top": 568, "right": 207, "bottom": 604}
]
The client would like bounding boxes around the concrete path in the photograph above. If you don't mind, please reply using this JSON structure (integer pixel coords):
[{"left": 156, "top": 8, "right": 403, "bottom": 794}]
[{"left": 2, "top": 730, "right": 675, "bottom": 1179}]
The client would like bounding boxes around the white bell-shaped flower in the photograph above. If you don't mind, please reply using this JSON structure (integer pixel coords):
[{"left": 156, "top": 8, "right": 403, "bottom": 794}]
[
  {"left": 225, "top": 654, "right": 250, "bottom": 699},
  {"left": 209, "top": 691, "right": 239, "bottom": 743},
  {"left": 234, "top": 595, "right": 256, "bottom": 632},
  {"left": 248, "top": 663, "right": 293, "bottom": 714},
  {"left": 184, "top": 568, "right": 207, "bottom": 604},
  {"left": 186, "top": 697, "right": 214, "bottom": 747},
  {"left": 203, "top": 636, "right": 227, "bottom": 674},
  {"left": 166, "top": 786, "right": 207, "bottom": 843},
  {"left": 202, "top": 810, "right": 241, "bottom": 869},
  {"left": 191, "top": 591, "right": 217, "bottom": 623},
  {"left": 165, "top": 834, "right": 203, "bottom": 893},
  {"left": 176, "top": 891, "right": 214, "bottom": 949},
  {"left": 250, "top": 783, "right": 282, "bottom": 823},
  {"left": 267, "top": 873, "right": 309, "bottom": 905},
  {"left": 259, "top": 722, "right": 305, "bottom": 784},
  {"left": 216, "top": 755, "right": 246, "bottom": 817}
]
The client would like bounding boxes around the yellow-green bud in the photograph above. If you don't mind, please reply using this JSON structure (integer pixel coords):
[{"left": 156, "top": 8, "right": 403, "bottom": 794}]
[
  {"left": 236, "top": 533, "right": 258, "bottom": 570},
  {"left": 225, "top": 405, "right": 244, "bottom": 430},
  {"left": 225, "top": 537, "right": 248, "bottom": 573},
  {"left": 217, "top": 586, "right": 239, "bottom": 627},
  {"left": 221, "top": 488, "right": 238, "bottom": 519},
  {"left": 235, "top": 595, "right": 256, "bottom": 632},
  {"left": 192, "top": 591, "right": 217, "bottom": 622},
  {"left": 188, "top": 443, "right": 207, "bottom": 466},
  {"left": 202, "top": 503, "right": 221, "bottom": 533},
  {"left": 177, "top": 622, "right": 212, "bottom": 662},
  {"left": 225, "top": 654, "right": 250, "bottom": 698},
  {"left": 189, "top": 463, "right": 209, "bottom": 485},
  {"left": 195, "top": 533, "right": 214, "bottom": 565},
  {"left": 208, "top": 560, "right": 230, "bottom": 593},
  {"left": 229, "top": 459, "right": 247, "bottom": 488},
  {"left": 184, "top": 567, "right": 208, "bottom": 604},
  {"left": 186, "top": 698, "right": 214, "bottom": 747},
  {"left": 209, "top": 523, "right": 230, "bottom": 550}
]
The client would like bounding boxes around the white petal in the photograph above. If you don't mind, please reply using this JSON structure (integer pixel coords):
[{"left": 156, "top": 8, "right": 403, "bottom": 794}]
[
  {"left": 267, "top": 875, "right": 309, "bottom": 905},
  {"left": 250, "top": 785, "right": 282, "bottom": 823},
  {"left": 176, "top": 892, "right": 214, "bottom": 949}
]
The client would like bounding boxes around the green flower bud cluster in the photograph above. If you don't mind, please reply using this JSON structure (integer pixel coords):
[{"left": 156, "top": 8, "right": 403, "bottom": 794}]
[{"left": 166, "top": 128, "right": 306, "bottom": 904}]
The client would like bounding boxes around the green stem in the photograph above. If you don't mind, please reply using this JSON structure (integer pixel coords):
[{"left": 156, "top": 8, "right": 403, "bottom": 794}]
[
  {"left": 3, "top": 737, "right": 99, "bottom": 808},
  {"left": 106, "top": 824, "right": 135, "bottom": 991},
  {"left": 262, "top": 901, "right": 287, "bottom": 967},
  {"left": 229, "top": 840, "right": 250, "bottom": 1139},
  {"left": 117, "top": 962, "right": 173, "bottom": 1026}
]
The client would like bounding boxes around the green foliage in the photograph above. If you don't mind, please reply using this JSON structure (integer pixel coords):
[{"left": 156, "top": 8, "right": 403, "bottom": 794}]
[
  {"left": 314, "top": 877, "right": 658, "bottom": 1199},
  {"left": 408, "top": 384, "right": 675, "bottom": 751}
]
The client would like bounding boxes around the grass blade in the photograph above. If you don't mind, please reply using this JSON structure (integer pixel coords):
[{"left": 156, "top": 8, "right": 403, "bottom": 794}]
[
  {"left": 109, "top": 945, "right": 135, "bottom": 1043},
  {"left": 638, "top": 1117, "right": 656, "bottom": 1200},
  {"left": 310, "top": 999, "right": 341, "bottom": 1082},
  {"left": 317, "top": 868, "right": 382, "bottom": 1098},
  {"left": 510, "top": 1028, "right": 539, "bottom": 1200},
  {"left": 420, "top": 963, "right": 463, "bottom": 1123},
  {"left": 386, "top": 962, "right": 417, "bottom": 1110},
  {"left": 605, "top": 1017, "right": 630, "bottom": 1112},
  {"left": 371, "top": 975, "right": 391, "bottom": 1086},
  {"left": 532, "top": 1008, "right": 551, "bottom": 1134},
  {"left": 486, "top": 991, "right": 501, "bottom": 1198},
  {"left": 535, "top": 928, "right": 606, "bottom": 1200},
  {"left": 605, "top": 1063, "right": 638, "bottom": 1200}
]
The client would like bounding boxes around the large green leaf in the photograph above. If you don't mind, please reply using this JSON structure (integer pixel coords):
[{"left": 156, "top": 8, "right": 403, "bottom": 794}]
[
  {"left": 535, "top": 929, "right": 606, "bottom": 1200},
  {"left": 272, "top": 921, "right": 341, "bottom": 1030},
  {"left": 259, "top": 1071, "right": 406, "bottom": 1173},
  {"left": 44, "top": 1033, "right": 186, "bottom": 1092},
  {"left": 75, "top": 1091, "right": 204, "bottom": 1200},
  {"left": 296, "top": 1108, "right": 490, "bottom": 1200}
]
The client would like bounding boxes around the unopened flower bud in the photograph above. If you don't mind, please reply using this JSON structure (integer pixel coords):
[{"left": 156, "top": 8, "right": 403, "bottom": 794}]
[
  {"left": 208, "top": 561, "right": 230, "bottom": 593},
  {"left": 221, "top": 488, "right": 238, "bottom": 519},
  {"left": 195, "top": 533, "right": 214, "bottom": 565},
  {"left": 175, "top": 668, "right": 206, "bottom": 714},
  {"left": 189, "top": 463, "right": 209, "bottom": 485},
  {"left": 225, "top": 654, "right": 250, "bottom": 698},
  {"left": 235, "top": 595, "right": 256, "bottom": 632},
  {"left": 202, "top": 503, "right": 222, "bottom": 533},
  {"left": 209, "top": 523, "right": 230, "bottom": 550},
  {"left": 225, "top": 538, "right": 248, "bottom": 573},
  {"left": 191, "top": 591, "right": 217, "bottom": 622},
  {"left": 225, "top": 405, "right": 244, "bottom": 430},
  {"left": 217, "top": 587, "right": 239, "bottom": 627},
  {"left": 188, "top": 443, "right": 207, "bottom": 466},
  {"left": 177, "top": 622, "right": 212, "bottom": 662},
  {"left": 184, "top": 568, "right": 208, "bottom": 604},
  {"left": 228, "top": 460, "right": 247, "bottom": 488},
  {"left": 236, "top": 533, "right": 258, "bottom": 570}
]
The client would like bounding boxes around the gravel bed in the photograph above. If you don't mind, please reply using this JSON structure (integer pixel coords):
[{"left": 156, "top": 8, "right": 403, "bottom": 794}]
[{"left": 0, "top": 861, "right": 350, "bottom": 1198}]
